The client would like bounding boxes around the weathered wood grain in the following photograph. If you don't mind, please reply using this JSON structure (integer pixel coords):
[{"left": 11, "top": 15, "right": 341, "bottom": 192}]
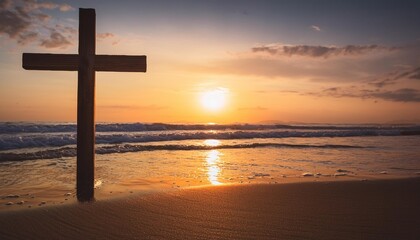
[
  {"left": 77, "top": 8, "right": 96, "bottom": 202},
  {"left": 22, "top": 8, "right": 147, "bottom": 202},
  {"left": 23, "top": 54, "right": 146, "bottom": 72}
]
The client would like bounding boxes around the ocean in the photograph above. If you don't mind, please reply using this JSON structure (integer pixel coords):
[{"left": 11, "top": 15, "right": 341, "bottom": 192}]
[{"left": 1, "top": 122, "right": 420, "bottom": 210}]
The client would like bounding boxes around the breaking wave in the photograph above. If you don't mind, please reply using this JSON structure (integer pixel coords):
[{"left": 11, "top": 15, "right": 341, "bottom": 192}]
[
  {"left": 0, "top": 143, "right": 366, "bottom": 162},
  {"left": 1, "top": 122, "right": 419, "bottom": 133},
  {"left": 0, "top": 123, "right": 419, "bottom": 151}
]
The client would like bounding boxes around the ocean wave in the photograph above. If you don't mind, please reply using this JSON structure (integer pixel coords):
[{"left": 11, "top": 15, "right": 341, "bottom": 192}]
[
  {"left": 0, "top": 143, "right": 366, "bottom": 162},
  {"left": 1, "top": 122, "right": 419, "bottom": 133},
  {"left": 1, "top": 128, "right": 419, "bottom": 151}
]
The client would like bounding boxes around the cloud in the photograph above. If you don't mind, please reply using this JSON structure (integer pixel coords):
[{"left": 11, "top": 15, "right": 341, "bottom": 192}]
[
  {"left": 14, "top": 6, "right": 30, "bottom": 18},
  {"left": 388, "top": 67, "right": 420, "bottom": 81},
  {"left": 0, "top": 9, "right": 31, "bottom": 38},
  {"left": 61, "top": 25, "right": 76, "bottom": 34},
  {"left": 97, "top": 32, "right": 120, "bottom": 45},
  {"left": 196, "top": 56, "right": 371, "bottom": 81},
  {"left": 0, "top": 0, "right": 12, "bottom": 9},
  {"left": 192, "top": 41, "right": 420, "bottom": 86},
  {"left": 300, "top": 65, "right": 420, "bottom": 102},
  {"left": 407, "top": 67, "right": 420, "bottom": 80},
  {"left": 58, "top": 4, "right": 73, "bottom": 12},
  {"left": 364, "top": 65, "right": 420, "bottom": 89},
  {"left": 0, "top": 0, "right": 75, "bottom": 47},
  {"left": 310, "top": 87, "right": 359, "bottom": 98},
  {"left": 40, "top": 30, "right": 71, "bottom": 48},
  {"left": 17, "top": 31, "right": 38, "bottom": 45},
  {"left": 367, "top": 78, "right": 395, "bottom": 88},
  {"left": 310, "top": 25, "right": 321, "bottom": 31},
  {"left": 97, "top": 32, "right": 114, "bottom": 39},
  {"left": 22, "top": 0, "right": 74, "bottom": 12},
  {"left": 252, "top": 43, "right": 398, "bottom": 58},
  {"left": 307, "top": 87, "right": 420, "bottom": 102},
  {"left": 35, "top": 13, "right": 50, "bottom": 22},
  {"left": 371, "top": 88, "right": 420, "bottom": 102}
]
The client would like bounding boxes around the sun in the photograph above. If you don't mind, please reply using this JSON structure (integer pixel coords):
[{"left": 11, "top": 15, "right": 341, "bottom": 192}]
[{"left": 200, "top": 88, "right": 228, "bottom": 111}]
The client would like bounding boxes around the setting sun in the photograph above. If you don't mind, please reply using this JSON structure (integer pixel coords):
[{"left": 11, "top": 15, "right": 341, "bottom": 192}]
[{"left": 200, "top": 88, "right": 229, "bottom": 111}]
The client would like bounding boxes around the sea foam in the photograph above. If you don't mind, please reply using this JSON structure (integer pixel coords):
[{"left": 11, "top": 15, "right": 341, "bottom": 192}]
[{"left": 1, "top": 125, "right": 417, "bottom": 151}]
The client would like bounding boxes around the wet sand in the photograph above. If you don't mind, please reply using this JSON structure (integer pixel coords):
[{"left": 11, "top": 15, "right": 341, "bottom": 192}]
[{"left": 1, "top": 178, "right": 419, "bottom": 240}]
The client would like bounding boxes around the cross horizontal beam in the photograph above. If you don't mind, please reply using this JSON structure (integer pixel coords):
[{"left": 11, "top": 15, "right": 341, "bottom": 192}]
[
  {"left": 22, "top": 8, "right": 147, "bottom": 202},
  {"left": 22, "top": 53, "right": 147, "bottom": 72}
]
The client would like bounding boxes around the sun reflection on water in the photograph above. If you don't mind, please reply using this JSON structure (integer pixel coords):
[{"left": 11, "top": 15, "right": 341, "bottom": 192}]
[
  {"left": 205, "top": 149, "right": 222, "bottom": 185},
  {"left": 203, "top": 139, "right": 221, "bottom": 147}
]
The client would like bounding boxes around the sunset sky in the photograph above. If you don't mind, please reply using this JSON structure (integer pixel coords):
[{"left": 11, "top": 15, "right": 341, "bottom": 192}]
[{"left": 1, "top": 0, "right": 420, "bottom": 124}]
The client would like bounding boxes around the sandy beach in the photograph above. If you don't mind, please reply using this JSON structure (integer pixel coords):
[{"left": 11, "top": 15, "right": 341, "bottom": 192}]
[
  {"left": 1, "top": 0, "right": 420, "bottom": 239},
  {"left": 1, "top": 177, "right": 419, "bottom": 240}
]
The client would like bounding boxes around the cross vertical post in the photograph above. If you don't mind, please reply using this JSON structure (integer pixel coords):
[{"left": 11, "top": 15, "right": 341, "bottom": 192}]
[
  {"left": 77, "top": 9, "right": 96, "bottom": 201},
  {"left": 22, "top": 8, "right": 147, "bottom": 202}
]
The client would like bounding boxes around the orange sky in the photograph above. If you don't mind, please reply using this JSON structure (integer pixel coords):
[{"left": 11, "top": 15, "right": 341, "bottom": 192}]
[{"left": 1, "top": 0, "right": 420, "bottom": 124}]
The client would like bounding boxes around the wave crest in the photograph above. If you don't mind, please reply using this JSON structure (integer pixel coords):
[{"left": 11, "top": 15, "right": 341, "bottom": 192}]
[{"left": 0, "top": 143, "right": 366, "bottom": 162}]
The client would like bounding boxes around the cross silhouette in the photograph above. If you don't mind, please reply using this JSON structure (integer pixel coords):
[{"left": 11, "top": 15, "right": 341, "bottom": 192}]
[{"left": 22, "top": 8, "right": 147, "bottom": 202}]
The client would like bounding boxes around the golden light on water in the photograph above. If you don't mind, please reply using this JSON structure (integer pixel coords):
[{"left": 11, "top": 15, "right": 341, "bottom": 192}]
[
  {"left": 205, "top": 149, "right": 222, "bottom": 185},
  {"left": 203, "top": 139, "right": 221, "bottom": 147}
]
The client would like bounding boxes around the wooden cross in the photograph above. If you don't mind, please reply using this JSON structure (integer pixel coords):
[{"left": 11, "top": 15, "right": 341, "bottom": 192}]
[{"left": 22, "top": 8, "right": 147, "bottom": 202}]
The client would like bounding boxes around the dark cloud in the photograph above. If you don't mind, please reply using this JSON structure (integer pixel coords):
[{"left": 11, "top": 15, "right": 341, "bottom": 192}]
[
  {"left": 0, "top": 0, "right": 11, "bottom": 9},
  {"left": 363, "top": 66, "right": 420, "bottom": 90},
  {"left": 386, "top": 66, "right": 420, "bottom": 81},
  {"left": 308, "top": 87, "right": 420, "bottom": 102},
  {"left": 323, "top": 87, "right": 338, "bottom": 92},
  {"left": 40, "top": 30, "right": 71, "bottom": 48},
  {"left": 315, "top": 87, "right": 360, "bottom": 98},
  {"left": 0, "top": 9, "right": 30, "bottom": 38},
  {"left": 21, "top": 0, "right": 73, "bottom": 12},
  {"left": 17, "top": 31, "right": 38, "bottom": 45},
  {"left": 14, "top": 6, "right": 31, "bottom": 18},
  {"left": 252, "top": 44, "right": 398, "bottom": 58},
  {"left": 408, "top": 67, "right": 420, "bottom": 80},
  {"left": 393, "top": 69, "right": 413, "bottom": 80},
  {"left": 368, "top": 78, "right": 395, "bottom": 88},
  {"left": 371, "top": 88, "right": 420, "bottom": 102},
  {"left": 0, "top": 0, "right": 75, "bottom": 48}
]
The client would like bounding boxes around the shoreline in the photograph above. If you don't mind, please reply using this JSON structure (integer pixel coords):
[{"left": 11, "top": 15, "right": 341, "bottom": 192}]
[
  {"left": 1, "top": 177, "right": 419, "bottom": 239},
  {"left": 1, "top": 174, "right": 419, "bottom": 212}
]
